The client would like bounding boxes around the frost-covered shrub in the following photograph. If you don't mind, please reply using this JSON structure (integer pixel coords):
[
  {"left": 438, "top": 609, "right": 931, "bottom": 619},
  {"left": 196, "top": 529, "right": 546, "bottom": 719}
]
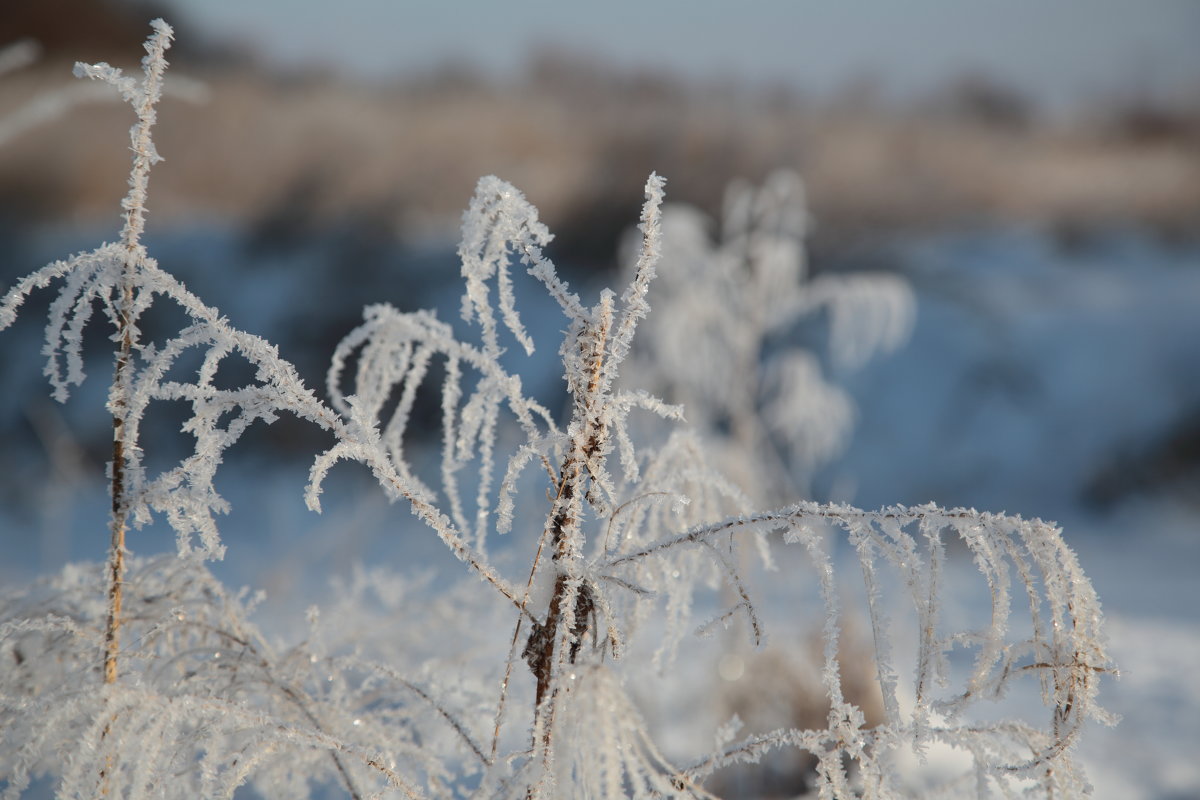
[
  {"left": 616, "top": 168, "right": 918, "bottom": 796},
  {"left": 621, "top": 171, "right": 914, "bottom": 502},
  {"left": 0, "top": 21, "right": 1114, "bottom": 800}
]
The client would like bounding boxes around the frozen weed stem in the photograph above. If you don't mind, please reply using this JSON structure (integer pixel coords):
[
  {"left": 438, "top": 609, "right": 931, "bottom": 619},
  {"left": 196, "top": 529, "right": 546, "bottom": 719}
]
[
  {"left": 72, "top": 16, "right": 175, "bottom": 690},
  {"left": 0, "top": 21, "right": 1113, "bottom": 799}
]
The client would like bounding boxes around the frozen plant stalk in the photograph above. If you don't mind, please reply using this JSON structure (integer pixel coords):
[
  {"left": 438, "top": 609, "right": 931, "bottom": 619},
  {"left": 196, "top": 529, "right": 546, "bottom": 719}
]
[{"left": 70, "top": 17, "right": 176, "bottom": 688}]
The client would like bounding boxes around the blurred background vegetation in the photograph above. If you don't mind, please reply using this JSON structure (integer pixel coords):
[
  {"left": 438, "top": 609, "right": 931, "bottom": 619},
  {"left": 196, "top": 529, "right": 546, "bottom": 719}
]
[{"left": 2, "top": 0, "right": 1197, "bottom": 253}]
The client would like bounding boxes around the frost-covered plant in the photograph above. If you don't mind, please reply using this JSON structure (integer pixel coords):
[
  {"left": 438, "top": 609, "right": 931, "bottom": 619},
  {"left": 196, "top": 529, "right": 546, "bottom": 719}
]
[
  {"left": 0, "top": 20, "right": 1113, "bottom": 800},
  {"left": 0, "top": 34, "right": 205, "bottom": 150},
  {"left": 0, "top": 555, "right": 458, "bottom": 798},
  {"left": 0, "top": 22, "right": 451, "bottom": 799},
  {"left": 622, "top": 172, "right": 914, "bottom": 502},
  {"left": 617, "top": 166, "right": 915, "bottom": 794}
]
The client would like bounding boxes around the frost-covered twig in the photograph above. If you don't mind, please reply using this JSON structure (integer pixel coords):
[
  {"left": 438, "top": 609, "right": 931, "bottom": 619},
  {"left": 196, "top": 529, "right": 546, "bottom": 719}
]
[
  {"left": 606, "top": 501, "right": 1113, "bottom": 794},
  {"left": 65, "top": 16, "right": 176, "bottom": 692}
]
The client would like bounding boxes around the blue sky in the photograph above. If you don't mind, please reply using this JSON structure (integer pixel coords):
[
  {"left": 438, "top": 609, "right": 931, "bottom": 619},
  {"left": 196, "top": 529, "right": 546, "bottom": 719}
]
[{"left": 167, "top": 0, "right": 1200, "bottom": 109}]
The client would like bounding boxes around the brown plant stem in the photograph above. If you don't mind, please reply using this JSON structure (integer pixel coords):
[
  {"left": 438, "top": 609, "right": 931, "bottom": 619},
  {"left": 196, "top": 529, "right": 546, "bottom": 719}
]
[
  {"left": 103, "top": 270, "right": 135, "bottom": 687},
  {"left": 96, "top": 20, "right": 171, "bottom": 689},
  {"left": 526, "top": 307, "right": 612, "bottom": 738},
  {"left": 97, "top": 247, "right": 136, "bottom": 796}
]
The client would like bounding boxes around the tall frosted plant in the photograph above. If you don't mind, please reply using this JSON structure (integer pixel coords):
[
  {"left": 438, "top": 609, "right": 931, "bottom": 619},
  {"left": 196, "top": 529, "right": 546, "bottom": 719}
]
[
  {"left": 1, "top": 21, "right": 1114, "bottom": 799},
  {"left": 0, "top": 22, "right": 419, "bottom": 798}
]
